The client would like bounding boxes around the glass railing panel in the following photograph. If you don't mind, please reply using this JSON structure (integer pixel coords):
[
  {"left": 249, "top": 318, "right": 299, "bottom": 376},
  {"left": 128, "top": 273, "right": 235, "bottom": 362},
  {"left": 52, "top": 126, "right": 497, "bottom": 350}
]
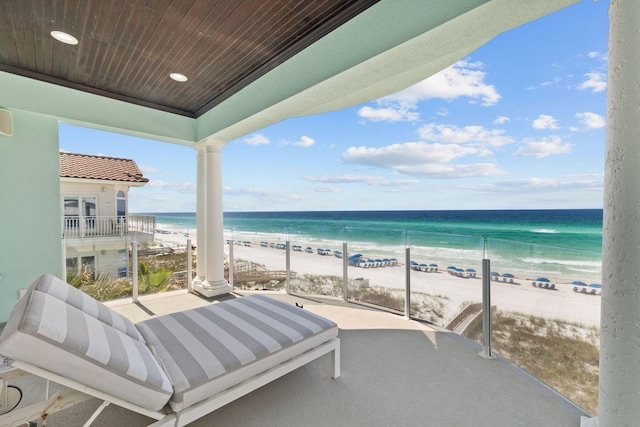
[
  {"left": 287, "top": 226, "right": 347, "bottom": 299},
  {"left": 65, "top": 238, "right": 138, "bottom": 301},
  {"left": 406, "top": 231, "right": 484, "bottom": 327},
  {"left": 342, "top": 227, "right": 407, "bottom": 313},
  {"left": 225, "top": 229, "right": 288, "bottom": 292},
  {"left": 486, "top": 237, "right": 601, "bottom": 415}
]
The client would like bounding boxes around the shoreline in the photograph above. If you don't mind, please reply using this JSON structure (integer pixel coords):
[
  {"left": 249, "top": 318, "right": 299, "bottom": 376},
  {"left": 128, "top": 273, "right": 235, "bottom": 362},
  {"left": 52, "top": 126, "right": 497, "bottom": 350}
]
[{"left": 154, "top": 233, "right": 601, "bottom": 328}]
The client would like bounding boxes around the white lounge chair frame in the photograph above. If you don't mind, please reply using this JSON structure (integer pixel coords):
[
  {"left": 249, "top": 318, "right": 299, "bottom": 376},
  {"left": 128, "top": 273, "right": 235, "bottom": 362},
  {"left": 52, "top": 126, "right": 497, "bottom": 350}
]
[
  {"left": 1, "top": 339, "right": 339, "bottom": 427},
  {"left": 0, "top": 274, "right": 340, "bottom": 427}
]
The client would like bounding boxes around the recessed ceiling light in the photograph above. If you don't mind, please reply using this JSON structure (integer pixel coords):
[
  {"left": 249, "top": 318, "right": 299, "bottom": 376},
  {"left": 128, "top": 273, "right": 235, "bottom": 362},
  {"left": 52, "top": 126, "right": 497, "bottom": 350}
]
[
  {"left": 51, "top": 31, "right": 78, "bottom": 45},
  {"left": 170, "top": 73, "right": 188, "bottom": 82}
]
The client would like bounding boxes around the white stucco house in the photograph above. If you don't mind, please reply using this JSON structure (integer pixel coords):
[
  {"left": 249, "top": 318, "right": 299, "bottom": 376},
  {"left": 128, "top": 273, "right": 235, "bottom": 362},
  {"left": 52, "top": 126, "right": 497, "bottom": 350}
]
[{"left": 60, "top": 152, "right": 155, "bottom": 280}]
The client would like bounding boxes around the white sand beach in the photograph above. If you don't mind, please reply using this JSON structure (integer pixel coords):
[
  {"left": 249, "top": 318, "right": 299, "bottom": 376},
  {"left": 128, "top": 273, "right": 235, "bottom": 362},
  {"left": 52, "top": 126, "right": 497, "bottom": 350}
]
[{"left": 154, "top": 233, "right": 601, "bottom": 328}]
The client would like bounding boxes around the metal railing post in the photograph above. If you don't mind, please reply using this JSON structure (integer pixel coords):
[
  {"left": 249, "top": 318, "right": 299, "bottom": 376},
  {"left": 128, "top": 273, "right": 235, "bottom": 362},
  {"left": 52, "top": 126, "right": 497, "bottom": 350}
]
[
  {"left": 286, "top": 240, "right": 291, "bottom": 294},
  {"left": 405, "top": 246, "right": 411, "bottom": 319},
  {"left": 132, "top": 239, "right": 138, "bottom": 303},
  {"left": 343, "top": 242, "right": 349, "bottom": 302},
  {"left": 480, "top": 238, "right": 495, "bottom": 359},
  {"left": 229, "top": 239, "right": 234, "bottom": 289},
  {"left": 187, "top": 238, "right": 193, "bottom": 292}
]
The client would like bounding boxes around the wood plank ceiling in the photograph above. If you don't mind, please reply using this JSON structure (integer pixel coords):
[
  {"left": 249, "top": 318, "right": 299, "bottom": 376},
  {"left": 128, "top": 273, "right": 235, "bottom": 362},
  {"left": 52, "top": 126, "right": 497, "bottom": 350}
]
[{"left": 0, "top": 0, "right": 379, "bottom": 118}]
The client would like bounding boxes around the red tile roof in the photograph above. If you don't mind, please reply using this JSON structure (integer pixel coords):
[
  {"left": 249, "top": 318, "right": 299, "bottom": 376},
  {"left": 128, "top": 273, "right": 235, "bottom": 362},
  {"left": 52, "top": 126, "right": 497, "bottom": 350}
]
[{"left": 60, "top": 152, "right": 149, "bottom": 183}]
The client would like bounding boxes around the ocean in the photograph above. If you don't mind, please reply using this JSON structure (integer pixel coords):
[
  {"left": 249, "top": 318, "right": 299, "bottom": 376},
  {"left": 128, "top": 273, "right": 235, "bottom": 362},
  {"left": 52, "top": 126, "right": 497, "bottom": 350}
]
[{"left": 148, "top": 210, "right": 603, "bottom": 283}]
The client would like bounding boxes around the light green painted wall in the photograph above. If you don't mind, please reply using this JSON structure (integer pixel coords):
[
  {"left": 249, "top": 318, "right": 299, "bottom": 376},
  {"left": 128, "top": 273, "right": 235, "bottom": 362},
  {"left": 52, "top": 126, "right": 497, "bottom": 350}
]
[{"left": 0, "top": 110, "right": 62, "bottom": 322}]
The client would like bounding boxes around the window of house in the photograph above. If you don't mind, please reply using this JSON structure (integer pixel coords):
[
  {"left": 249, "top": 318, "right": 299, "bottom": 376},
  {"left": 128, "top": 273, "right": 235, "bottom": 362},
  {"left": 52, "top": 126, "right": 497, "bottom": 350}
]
[
  {"left": 64, "top": 197, "right": 79, "bottom": 228},
  {"left": 117, "top": 191, "right": 126, "bottom": 223},
  {"left": 117, "top": 249, "right": 127, "bottom": 278},
  {"left": 66, "top": 255, "right": 96, "bottom": 280}
]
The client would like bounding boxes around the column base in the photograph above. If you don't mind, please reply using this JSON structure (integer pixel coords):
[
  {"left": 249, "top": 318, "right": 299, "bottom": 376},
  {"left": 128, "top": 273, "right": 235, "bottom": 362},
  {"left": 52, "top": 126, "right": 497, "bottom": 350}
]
[
  {"left": 580, "top": 416, "right": 598, "bottom": 427},
  {"left": 193, "top": 279, "right": 232, "bottom": 298}
]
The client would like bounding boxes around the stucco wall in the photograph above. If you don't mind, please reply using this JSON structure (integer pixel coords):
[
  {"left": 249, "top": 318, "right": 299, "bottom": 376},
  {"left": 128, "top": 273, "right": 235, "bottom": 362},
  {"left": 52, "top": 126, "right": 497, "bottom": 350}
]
[{"left": 0, "top": 110, "right": 63, "bottom": 322}]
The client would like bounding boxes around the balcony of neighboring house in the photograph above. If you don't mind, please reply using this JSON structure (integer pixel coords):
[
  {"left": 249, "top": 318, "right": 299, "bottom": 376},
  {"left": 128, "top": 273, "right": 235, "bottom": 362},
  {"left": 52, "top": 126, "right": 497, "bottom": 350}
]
[{"left": 61, "top": 214, "right": 156, "bottom": 244}]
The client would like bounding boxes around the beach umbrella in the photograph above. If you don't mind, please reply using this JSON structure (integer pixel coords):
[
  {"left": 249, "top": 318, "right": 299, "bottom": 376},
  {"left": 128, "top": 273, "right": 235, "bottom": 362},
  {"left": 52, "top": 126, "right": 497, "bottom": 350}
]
[
  {"left": 502, "top": 273, "right": 514, "bottom": 278},
  {"left": 535, "top": 277, "right": 550, "bottom": 282},
  {"left": 465, "top": 268, "right": 476, "bottom": 272},
  {"left": 429, "top": 263, "right": 438, "bottom": 267},
  {"left": 447, "top": 266, "right": 456, "bottom": 270},
  {"left": 572, "top": 281, "right": 587, "bottom": 286},
  {"left": 589, "top": 283, "right": 602, "bottom": 289}
]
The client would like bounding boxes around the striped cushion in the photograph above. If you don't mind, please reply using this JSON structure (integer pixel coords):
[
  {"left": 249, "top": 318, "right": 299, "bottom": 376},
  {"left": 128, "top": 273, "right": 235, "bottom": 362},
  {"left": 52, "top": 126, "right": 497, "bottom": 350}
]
[
  {"left": 0, "top": 274, "right": 173, "bottom": 411},
  {"left": 137, "top": 294, "right": 338, "bottom": 411},
  {"left": 35, "top": 273, "right": 144, "bottom": 342}
]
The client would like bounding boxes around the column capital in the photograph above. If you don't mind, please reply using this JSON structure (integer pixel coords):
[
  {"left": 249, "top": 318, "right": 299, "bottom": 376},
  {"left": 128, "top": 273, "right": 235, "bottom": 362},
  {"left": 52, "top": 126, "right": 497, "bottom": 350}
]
[{"left": 194, "top": 139, "right": 227, "bottom": 152}]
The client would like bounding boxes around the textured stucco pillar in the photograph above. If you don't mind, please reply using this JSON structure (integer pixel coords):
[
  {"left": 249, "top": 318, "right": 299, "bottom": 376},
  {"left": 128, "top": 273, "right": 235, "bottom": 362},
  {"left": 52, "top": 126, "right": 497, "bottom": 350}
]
[
  {"left": 598, "top": 0, "right": 640, "bottom": 425},
  {"left": 194, "top": 146, "right": 206, "bottom": 283},
  {"left": 193, "top": 141, "right": 231, "bottom": 297}
]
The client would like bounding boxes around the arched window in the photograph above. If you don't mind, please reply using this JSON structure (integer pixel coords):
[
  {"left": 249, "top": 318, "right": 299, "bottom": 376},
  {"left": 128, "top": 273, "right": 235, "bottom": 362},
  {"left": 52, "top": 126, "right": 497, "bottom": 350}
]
[{"left": 117, "top": 191, "right": 126, "bottom": 222}]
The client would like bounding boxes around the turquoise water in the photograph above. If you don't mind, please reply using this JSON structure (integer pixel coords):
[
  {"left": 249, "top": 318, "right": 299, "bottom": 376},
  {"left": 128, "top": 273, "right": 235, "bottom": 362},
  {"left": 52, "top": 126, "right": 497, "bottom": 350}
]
[{"left": 147, "top": 210, "right": 603, "bottom": 282}]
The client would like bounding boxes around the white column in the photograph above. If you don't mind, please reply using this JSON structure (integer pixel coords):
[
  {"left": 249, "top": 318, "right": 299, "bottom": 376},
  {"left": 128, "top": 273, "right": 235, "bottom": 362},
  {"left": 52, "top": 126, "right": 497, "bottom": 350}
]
[
  {"left": 193, "top": 146, "right": 206, "bottom": 284},
  {"left": 597, "top": 1, "right": 640, "bottom": 425},
  {"left": 193, "top": 141, "right": 231, "bottom": 297}
]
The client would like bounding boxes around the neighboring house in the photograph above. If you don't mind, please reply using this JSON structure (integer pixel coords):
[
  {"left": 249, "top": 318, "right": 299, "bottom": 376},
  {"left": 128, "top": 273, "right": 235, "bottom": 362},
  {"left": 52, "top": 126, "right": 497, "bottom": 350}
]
[{"left": 60, "top": 152, "right": 155, "bottom": 280}]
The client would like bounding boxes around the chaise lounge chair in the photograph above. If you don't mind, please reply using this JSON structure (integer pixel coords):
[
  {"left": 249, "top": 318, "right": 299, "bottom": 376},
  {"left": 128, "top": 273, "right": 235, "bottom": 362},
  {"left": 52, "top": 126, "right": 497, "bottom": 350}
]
[{"left": 0, "top": 274, "right": 340, "bottom": 426}]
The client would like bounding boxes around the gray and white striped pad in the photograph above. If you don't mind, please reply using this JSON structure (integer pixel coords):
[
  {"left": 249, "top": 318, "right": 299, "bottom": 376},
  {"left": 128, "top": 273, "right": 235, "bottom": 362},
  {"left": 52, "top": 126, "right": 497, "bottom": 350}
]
[
  {"left": 22, "top": 289, "right": 173, "bottom": 393},
  {"left": 36, "top": 273, "right": 144, "bottom": 342},
  {"left": 137, "top": 295, "right": 337, "bottom": 395}
]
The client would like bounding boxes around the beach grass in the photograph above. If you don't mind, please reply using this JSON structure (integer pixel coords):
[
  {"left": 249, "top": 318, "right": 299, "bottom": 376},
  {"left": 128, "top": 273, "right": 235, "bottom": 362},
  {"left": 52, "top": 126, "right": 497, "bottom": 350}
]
[{"left": 486, "top": 311, "right": 599, "bottom": 415}]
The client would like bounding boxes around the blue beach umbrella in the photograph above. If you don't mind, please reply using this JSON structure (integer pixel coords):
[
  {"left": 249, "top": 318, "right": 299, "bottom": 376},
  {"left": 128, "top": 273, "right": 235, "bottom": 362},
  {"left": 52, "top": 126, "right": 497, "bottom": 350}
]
[
  {"left": 535, "top": 277, "right": 550, "bottom": 282},
  {"left": 502, "top": 273, "right": 515, "bottom": 279},
  {"left": 572, "top": 281, "right": 587, "bottom": 286}
]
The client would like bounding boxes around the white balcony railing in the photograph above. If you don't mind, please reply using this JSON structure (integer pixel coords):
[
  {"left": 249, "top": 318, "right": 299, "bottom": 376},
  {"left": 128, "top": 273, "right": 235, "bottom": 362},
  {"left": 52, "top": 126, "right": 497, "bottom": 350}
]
[{"left": 62, "top": 215, "right": 155, "bottom": 240}]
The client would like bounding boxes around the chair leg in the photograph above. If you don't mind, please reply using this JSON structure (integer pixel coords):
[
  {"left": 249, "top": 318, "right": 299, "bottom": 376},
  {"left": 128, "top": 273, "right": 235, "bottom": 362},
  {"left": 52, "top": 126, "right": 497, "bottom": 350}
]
[
  {"left": 83, "top": 401, "right": 110, "bottom": 427},
  {"left": 332, "top": 339, "right": 341, "bottom": 379}
]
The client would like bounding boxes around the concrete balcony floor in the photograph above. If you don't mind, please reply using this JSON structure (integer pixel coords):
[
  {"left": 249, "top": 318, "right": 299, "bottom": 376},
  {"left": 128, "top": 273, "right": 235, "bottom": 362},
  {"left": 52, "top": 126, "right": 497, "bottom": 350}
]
[{"left": 15, "top": 290, "right": 589, "bottom": 426}]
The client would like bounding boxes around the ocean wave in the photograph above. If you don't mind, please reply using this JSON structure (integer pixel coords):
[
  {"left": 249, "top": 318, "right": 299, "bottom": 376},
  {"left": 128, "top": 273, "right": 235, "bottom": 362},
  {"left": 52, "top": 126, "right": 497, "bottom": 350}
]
[
  {"left": 530, "top": 228, "right": 560, "bottom": 234},
  {"left": 520, "top": 257, "right": 601, "bottom": 268}
]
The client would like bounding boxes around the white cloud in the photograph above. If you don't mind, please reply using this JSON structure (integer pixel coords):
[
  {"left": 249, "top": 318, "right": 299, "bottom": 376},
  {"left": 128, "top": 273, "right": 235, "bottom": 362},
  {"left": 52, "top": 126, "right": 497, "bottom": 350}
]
[
  {"left": 532, "top": 114, "right": 559, "bottom": 130},
  {"left": 342, "top": 142, "right": 506, "bottom": 178},
  {"left": 139, "top": 165, "right": 159, "bottom": 174},
  {"left": 312, "top": 186, "right": 339, "bottom": 193},
  {"left": 358, "top": 59, "right": 500, "bottom": 123},
  {"left": 357, "top": 106, "right": 420, "bottom": 122},
  {"left": 305, "top": 174, "right": 419, "bottom": 187},
  {"left": 576, "top": 72, "right": 607, "bottom": 93},
  {"left": 224, "top": 186, "right": 305, "bottom": 203},
  {"left": 174, "top": 182, "right": 196, "bottom": 193},
  {"left": 576, "top": 112, "right": 605, "bottom": 129},
  {"left": 283, "top": 135, "right": 315, "bottom": 147},
  {"left": 513, "top": 136, "right": 572, "bottom": 158},
  {"left": 465, "top": 177, "right": 602, "bottom": 193},
  {"left": 395, "top": 163, "right": 507, "bottom": 178},
  {"left": 386, "top": 60, "right": 501, "bottom": 107},
  {"left": 244, "top": 133, "right": 270, "bottom": 145},
  {"left": 147, "top": 180, "right": 170, "bottom": 188},
  {"left": 294, "top": 136, "right": 315, "bottom": 147},
  {"left": 344, "top": 142, "right": 477, "bottom": 167},
  {"left": 494, "top": 116, "right": 510, "bottom": 125},
  {"left": 418, "top": 123, "right": 513, "bottom": 148}
]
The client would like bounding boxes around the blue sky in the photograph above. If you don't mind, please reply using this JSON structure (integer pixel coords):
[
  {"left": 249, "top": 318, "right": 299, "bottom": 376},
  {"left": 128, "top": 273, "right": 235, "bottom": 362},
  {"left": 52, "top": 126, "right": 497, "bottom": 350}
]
[{"left": 60, "top": 0, "right": 608, "bottom": 213}]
